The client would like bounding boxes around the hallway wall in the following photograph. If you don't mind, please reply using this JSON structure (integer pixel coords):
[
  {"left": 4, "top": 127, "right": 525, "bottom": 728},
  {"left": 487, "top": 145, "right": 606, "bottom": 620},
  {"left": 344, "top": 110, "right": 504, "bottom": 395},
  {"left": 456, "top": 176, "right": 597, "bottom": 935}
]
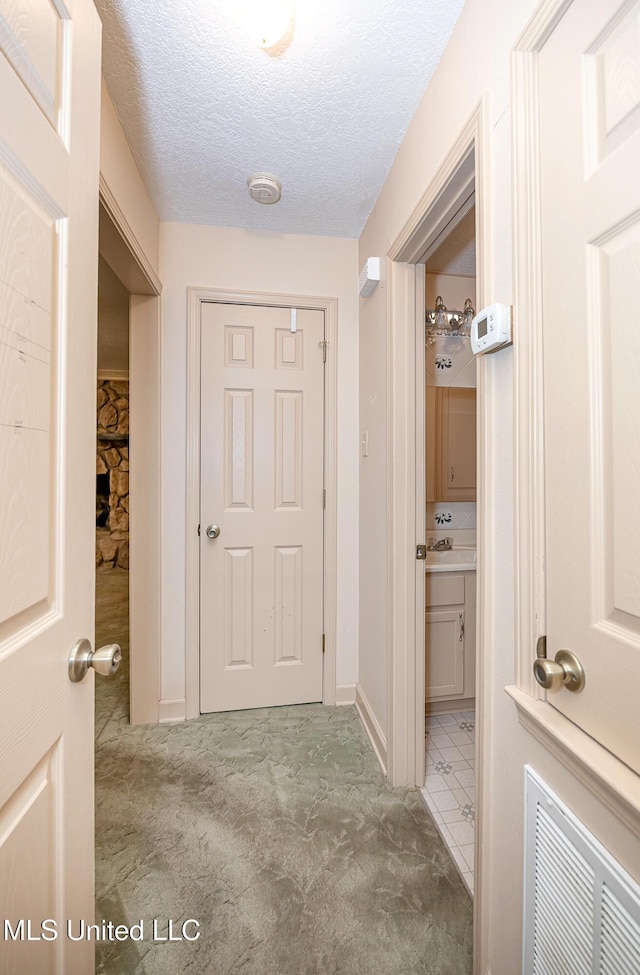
[
  {"left": 159, "top": 224, "right": 359, "bottom": 712},
  {"left": 357, "top": 0, "right": 640, "bottom": 970},
  {"left": 100, "top": 81, "right": 160, "bottom": 275}
]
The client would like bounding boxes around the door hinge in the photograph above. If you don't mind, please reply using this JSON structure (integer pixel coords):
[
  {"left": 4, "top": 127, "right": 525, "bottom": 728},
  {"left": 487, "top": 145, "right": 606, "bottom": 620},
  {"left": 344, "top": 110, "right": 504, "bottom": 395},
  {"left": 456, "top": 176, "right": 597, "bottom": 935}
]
[
  {"left": 416, "top": 544, "right": 427, "bottom": 560},
  {"left": 322, "top": 488, "right": 326, "bottom": 509},
  {"left": 197, "top": 524, "right": 201, "bottom": 536},
  {"left": 322, "top": 634, "right": 326, "bottom": 654},
  {"left": 318, "top": 339, "right": 327, "bottom": 362},
  {"left": 536, "top": 635, "right": 547, "bottom": 659}
]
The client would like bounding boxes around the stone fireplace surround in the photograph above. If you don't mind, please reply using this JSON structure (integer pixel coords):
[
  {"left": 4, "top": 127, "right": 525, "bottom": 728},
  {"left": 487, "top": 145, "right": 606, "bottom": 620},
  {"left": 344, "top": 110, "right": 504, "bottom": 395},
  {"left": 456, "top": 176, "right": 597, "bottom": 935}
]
[{"left": 96, "top": 379, "right": 129, "bottom": 569}]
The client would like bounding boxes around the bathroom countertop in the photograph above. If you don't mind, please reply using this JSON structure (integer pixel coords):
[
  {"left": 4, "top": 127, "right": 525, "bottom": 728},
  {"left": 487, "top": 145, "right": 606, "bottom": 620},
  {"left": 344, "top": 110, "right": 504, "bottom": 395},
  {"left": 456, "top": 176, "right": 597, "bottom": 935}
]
[
  {"left": 426, "top": 561, "right": 477, "bottom": 573},
  {"left": 425, "top": 549, "right": 477, "bottom": 573}
]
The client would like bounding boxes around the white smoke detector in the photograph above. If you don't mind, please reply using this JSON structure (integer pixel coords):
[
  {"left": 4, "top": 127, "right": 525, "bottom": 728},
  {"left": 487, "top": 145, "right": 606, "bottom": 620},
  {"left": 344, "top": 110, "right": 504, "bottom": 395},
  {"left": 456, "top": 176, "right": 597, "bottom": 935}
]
[{"left": 247, "top": 173, "right": 282, "bottom": 205}]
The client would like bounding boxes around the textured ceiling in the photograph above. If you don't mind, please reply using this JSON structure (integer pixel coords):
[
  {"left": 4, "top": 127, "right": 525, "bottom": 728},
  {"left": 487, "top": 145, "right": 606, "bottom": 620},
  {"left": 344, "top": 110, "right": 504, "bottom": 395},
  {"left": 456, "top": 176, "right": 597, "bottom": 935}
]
[
  {"left": 427, "top": 206, "right": 475, "bottom": 276},
  {"left": 94, "top": 0, "right": 466, "bottom": 238}
]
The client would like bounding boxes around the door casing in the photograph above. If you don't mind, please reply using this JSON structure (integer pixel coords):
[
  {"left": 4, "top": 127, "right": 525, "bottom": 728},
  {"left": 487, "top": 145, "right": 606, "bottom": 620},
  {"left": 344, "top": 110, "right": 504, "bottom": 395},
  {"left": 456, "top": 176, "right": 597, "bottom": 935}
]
[
  {"left": 98, "top": 182, "right": 162, "bottom": 726},
  {"left": 185, "top": 288, "right": 339, "bottom": 717},
  {"left": 385, "top": 97, "right": 492, "bottom": 975}
]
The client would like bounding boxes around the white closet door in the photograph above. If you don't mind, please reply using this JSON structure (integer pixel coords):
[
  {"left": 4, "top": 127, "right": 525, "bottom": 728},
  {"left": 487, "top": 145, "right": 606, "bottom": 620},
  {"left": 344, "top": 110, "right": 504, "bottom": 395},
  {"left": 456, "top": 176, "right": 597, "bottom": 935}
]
[{"left": 199, "top": 302, "right": 325, "bottom": 713}]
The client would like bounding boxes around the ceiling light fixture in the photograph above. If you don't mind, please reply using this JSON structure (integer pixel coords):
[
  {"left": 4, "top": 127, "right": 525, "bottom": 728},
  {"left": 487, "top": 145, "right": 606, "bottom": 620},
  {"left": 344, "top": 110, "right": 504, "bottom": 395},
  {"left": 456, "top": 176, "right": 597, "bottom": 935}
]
[
  {"left": 247, "top": 173, "right": 282, "bottom": 204},
  {"left": 241, "top": 0, "right": 295, "bottom": 49}
]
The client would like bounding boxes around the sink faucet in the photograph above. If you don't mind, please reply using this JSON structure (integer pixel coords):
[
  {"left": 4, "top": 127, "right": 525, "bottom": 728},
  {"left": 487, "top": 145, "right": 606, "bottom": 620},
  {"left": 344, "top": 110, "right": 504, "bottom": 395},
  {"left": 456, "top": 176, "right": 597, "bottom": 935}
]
[{"left": 427, "top": 537, "right": 453, "bottom": 551}]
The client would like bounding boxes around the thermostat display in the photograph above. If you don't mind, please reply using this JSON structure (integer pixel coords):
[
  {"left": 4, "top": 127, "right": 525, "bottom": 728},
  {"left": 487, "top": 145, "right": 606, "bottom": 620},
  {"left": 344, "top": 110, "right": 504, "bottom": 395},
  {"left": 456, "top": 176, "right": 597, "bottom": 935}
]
[{"left": 470, "top": 303, "right": 512, "bottom": 355}]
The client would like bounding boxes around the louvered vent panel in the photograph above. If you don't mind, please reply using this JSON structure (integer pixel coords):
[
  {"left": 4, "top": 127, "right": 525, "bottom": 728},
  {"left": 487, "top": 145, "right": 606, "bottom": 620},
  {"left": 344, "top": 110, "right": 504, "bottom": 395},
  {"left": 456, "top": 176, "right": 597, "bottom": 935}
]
[
  {"left": 532, "top": 805, "right": 594, "bottom": 975},
  {"left": 600, "top": 885, "right": 640, "bottom": 975},
  {"left": 524, "top": 768, "right": 640, "bottom": 975}
]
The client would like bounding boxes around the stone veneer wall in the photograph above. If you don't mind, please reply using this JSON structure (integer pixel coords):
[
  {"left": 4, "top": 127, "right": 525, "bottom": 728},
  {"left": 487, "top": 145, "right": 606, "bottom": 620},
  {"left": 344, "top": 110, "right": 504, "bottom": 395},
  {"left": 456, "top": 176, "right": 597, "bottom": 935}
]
[{"left": 96, "top": 379, "right": 129, "bottom": 569}]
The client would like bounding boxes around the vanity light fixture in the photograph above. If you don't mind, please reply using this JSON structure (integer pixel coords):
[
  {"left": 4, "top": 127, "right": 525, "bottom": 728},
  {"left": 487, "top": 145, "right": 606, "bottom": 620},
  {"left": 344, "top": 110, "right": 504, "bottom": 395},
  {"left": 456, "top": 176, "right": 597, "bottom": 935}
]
[{"left": 425, "top": 296, "right": 475, "bottom": 343}]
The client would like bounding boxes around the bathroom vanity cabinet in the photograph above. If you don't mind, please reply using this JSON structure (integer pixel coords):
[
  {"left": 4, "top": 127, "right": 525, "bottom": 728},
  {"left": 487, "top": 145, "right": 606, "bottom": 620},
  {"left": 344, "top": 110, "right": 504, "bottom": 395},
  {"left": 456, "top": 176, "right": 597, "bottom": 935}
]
[{"left": 425, "top": 569, "right": 476, "bottom": 712}]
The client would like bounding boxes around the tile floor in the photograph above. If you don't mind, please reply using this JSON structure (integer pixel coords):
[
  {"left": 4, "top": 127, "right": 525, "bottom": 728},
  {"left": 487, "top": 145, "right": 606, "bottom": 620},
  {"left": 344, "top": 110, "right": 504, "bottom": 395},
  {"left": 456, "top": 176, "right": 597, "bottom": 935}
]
[{"left": 420, "top": 710, "right": 476, "bottom": 895}]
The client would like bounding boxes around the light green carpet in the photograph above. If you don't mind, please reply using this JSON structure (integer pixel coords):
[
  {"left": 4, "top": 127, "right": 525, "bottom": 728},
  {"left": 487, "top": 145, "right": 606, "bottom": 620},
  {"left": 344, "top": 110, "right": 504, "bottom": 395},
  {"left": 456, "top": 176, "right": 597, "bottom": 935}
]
[{"left": 95, "top": 568, "right": 472, "bottom": 974}]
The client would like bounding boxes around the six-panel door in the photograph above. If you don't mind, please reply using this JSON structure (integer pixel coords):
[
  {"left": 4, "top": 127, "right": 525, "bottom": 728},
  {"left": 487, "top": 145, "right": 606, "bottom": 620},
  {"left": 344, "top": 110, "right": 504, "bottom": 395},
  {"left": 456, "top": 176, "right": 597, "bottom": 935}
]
[
  {"left": 0, "top": 1, "right": 101, "bottom": 972},
  {"left": 199, "top": 303, "right": 325, "bottom": 713},
  {"left": 540, "top": 0, "right": 640, "bottom": 773}
]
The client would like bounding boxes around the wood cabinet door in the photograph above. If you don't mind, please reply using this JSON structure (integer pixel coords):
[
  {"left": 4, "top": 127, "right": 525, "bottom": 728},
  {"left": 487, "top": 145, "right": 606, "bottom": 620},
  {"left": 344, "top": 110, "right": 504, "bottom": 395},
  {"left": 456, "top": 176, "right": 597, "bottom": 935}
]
[{"left": 425, "top": 610, "right": 465, "bottom": 698}]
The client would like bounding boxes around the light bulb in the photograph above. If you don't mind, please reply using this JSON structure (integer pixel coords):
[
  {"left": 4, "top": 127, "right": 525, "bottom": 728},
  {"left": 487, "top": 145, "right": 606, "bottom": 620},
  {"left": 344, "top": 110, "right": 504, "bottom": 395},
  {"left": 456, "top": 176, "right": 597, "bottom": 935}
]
[{"left": 241, "top": 0, "right": 295, "bottom": 49}]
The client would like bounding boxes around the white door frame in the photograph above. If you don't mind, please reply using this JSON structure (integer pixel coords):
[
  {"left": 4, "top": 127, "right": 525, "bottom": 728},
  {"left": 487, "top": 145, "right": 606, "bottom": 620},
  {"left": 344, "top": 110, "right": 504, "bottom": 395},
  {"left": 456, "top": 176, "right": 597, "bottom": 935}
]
[
  {"left": 385, "top": 98, "right": 491, "bottom": 971},
  {"left": 185, "top": 287, "right": 339, "bottom": 718},
  {"left": 98, "top": 178, "right": 163, "bottom": 725}
]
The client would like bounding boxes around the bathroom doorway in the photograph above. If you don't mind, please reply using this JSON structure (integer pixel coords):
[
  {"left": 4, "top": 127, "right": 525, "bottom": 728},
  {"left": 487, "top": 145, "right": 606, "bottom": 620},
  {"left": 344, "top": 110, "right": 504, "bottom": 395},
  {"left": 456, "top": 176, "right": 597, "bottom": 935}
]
[
  {"left": 421, "top": 206, "right": 478, "bottom": 894},
  {"left": 95, "top": 253, "right": 131, "bottom": 720},
  {"left": 95, "top": 194, "right": 162, "bottom": 725}
]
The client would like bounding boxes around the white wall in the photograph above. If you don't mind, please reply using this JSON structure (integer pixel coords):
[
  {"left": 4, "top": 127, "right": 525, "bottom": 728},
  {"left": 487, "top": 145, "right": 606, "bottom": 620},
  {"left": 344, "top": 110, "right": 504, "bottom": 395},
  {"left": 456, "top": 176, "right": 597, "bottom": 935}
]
[
  {"left": 97, "top": 255, "right": 129, "bottom": 373},
  {"left": 425, "top": 272, "right": 475, "bottom": 311},
  {"left": 100, "top": 80, "right": 160, "bottom": 275},
  {"left": 159, "top": 223, "right": 359, "bottom": 708},
  {"left": 357, "top": 0, "right": 640, "bottom": 970}
]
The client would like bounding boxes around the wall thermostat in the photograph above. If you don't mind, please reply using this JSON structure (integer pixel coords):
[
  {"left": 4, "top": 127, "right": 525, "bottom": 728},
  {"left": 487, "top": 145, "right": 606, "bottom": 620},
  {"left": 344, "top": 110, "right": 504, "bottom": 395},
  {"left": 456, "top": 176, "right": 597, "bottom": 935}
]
[{"left": 470, "top": 303, "right": 512, "bottom": 355}]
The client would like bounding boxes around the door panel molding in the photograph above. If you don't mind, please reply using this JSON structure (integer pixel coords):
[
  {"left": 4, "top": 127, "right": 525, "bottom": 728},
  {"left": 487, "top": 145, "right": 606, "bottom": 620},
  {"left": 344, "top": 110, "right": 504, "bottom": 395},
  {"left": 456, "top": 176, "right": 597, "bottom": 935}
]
[{"left": 185, "top": 288, "right": 338, "bottom": 718}]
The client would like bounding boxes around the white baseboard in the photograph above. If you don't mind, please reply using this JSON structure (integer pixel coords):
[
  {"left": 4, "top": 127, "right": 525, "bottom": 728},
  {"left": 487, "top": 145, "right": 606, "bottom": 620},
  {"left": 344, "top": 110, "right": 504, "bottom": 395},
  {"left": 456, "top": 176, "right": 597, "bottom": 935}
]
[
  {"left": 355, "top": 683, "right": 387, "bottom": 775},
  {"left": 335, "top": 683, "right": 357, "bottom": 705},
  {"left": 158, "top": 698, "right": 186, "bottom": 723},
  {"left": 426, "top": 696, "right": 475, "bottom": 716}
]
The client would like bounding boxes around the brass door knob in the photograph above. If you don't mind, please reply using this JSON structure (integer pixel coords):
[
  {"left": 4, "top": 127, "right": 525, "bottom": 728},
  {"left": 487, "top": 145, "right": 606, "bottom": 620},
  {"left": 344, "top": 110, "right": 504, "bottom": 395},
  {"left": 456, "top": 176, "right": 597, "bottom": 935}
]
[{"left": 533, "top": 648, "right": 585, "bottom": 693}]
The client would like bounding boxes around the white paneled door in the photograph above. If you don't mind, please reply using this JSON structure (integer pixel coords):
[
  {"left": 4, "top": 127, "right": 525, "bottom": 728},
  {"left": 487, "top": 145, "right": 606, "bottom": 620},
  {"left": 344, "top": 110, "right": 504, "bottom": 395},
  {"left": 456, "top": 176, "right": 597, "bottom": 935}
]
[
  {"left": 0, "top": 1, "right": 101, "bottom": 973},
  {"left": 540, "top": 0, "right": 640, "bottom": 772},
  {"left": 200, "top": 302, "right": 325, "bottom": 712}
]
